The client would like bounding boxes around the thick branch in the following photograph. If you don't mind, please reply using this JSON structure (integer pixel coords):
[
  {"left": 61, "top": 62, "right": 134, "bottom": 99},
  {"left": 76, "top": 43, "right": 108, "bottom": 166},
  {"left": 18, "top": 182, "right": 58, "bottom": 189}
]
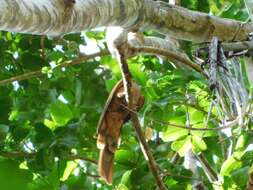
[{"left": 0, "top": 0, "right": 252, "bottom": 42}]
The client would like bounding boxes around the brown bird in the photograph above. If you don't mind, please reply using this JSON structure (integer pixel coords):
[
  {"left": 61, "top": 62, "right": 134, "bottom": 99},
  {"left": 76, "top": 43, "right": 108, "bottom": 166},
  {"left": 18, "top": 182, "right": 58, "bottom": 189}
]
[{"left": 96, "top": 80, "right": 144, "bottom": 184}]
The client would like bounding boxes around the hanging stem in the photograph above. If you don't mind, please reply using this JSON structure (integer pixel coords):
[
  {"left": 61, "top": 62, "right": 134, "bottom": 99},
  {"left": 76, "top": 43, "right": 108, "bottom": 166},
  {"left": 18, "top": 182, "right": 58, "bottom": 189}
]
[{"left": 114, "top": 39, "right": 168, "bottom": 190}]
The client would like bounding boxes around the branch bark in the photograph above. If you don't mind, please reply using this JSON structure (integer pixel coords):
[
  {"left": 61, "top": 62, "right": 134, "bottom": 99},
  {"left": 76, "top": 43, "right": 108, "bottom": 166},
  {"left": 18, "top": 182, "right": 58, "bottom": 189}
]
[{"left": 0, "top": 0, "right": 252, "bottom": 42}]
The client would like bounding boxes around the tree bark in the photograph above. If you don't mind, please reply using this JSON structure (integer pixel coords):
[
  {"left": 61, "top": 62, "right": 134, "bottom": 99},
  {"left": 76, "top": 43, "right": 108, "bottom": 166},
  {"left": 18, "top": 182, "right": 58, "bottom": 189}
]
[{"left": 0, "top": 0, "right": 252, "bottom": 42}]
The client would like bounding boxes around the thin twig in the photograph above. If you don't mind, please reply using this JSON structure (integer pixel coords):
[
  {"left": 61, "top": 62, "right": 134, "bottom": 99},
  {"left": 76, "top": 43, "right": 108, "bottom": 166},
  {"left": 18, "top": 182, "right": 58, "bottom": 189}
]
[
  {"left": 170, "top": 153, "right": 180, "bottom": 164},
  {"left": 218, "top": 131, "right": 229, "bottom": 161},
  {"left": 65, "top": 154, "right": 97, "bottom": 164},
  {"left": 0, "top": 50, "right": 109, "bottom": 85},
  {"left": 164, "top": 172, "right": 222, "bottom": 187},
  {"left": 0, "top": 150, "right": 97, "bottom": 164},
  {"left": 121, "top": 103, "right": 240, "bottom": 131},
  {"left": 0, "top": 70, "right": 42, "bottom": 85},
  {"left": 195, "top": 154, "right": 218, "bottom": 182},
  {"left": 74, "top": 160, "right": 100, "bottom": 178},
  {"left": 186, "top": 103, "right": 219, "bottom": 122},
  {"left": 0, "top": 151, "right": 34, "bottom": 158}
]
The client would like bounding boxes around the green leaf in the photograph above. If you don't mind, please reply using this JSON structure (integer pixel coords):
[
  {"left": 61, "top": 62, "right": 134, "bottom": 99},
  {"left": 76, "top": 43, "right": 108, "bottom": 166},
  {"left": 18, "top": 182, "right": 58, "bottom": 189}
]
[
  {"left": 196, "top": 0, "right": 210, "bottom": 13},
  {"left": 47, "top": 51, "right": 65, "bottom": 61},
  {"left": 0, "top": 159, "right": 33, "bottom": 190},
  {"left": 165, "top": 177, "right": 178, "bottom": 187},
  {"left": 233, "top": 151, "right": 245, "bottom": 160},
  {"left": 231, "top": 166, "right": 250, "bottom": 187},
  {"left": 235, "top": 133, "right": 247, "bottom": 151},
  {"left": 171, "top": 136, "right": 191, "bottom": 157},
  {"left": 189, "top": 109, "right": 204, "bottom": 124},
  {"left": 190, "top": 122, "right": 216, "bottom": 137},
  {"left": 50, "top": 100, "right": 73, "bottom": 127},
  {"left": 75, "top": 79, "right": 82, "bottom": 106},
  {"left": 145, "top": 79, "right": 159, "bottom": 99},
  {"left": 34, "top": 123, "right": 54, "bottom": 144},
  {"left": 12, "top": 124, "right": 30, "bottom": 142},
  {"left": 116, "top": 184, "right": 129, "bottom": 190},
  {"left": 161, "top": 126, "right": 188, "bottom": 142},
  {"left": 43, "top": 119, "right": 56, "bottom": 130},
  {"left": 100, "top": 55, "right": 120, "bottom": 76},
  {"left": 115, "top": 150, "right": 137, "bottom": 165},
  {"left": 0, "top": 90, "right": 11, "bottom": 123},
  {"left": 129, "top": 63, "right": 148, "bottom": 85},
  {"left": 120, "top": 170, "right": 132, "bottom": 186},
  {"left": 220, "top": 156, "right": 242, "bottom": 176},
  {"left": 21, "top": 53, "right": 47, "bottom": 70},
  {"left": 191, "top": 136, "right": 207, "bottom": 153},
  {"left": 63, "top": 174, "right": 93, "bottom": 190},
  {"left": 64, "top": 33, "right": 85, "bottom": 44},
  {"left": 0, "top": 124, "right": 9, "bottom": 138},
  {"left": 0, "top": 124, "right": 9, "bottom": 149},
  {"left": 61, "top": 161, "right": 78, "bottom": 181},
  {"left": 85, "top": 30, "right": 105, "bottom": 41}
]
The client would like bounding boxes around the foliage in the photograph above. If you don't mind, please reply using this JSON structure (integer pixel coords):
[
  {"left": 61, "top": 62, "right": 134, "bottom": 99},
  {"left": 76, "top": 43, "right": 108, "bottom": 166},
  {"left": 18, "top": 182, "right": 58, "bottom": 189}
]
[{"left": 0, "top": 0, "right": 252, "bottom": 189}]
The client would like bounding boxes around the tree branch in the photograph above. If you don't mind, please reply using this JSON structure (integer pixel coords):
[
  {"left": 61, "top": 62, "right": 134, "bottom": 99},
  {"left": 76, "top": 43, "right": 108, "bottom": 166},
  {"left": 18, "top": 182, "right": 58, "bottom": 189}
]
[
  {"left": 131, "top": 46, "right": 206, "bottom": 77},
  {"left": 64, "top": 154, "right": 97, "bottom": 164},
  {"left": 222, "top": 40, "right": 253, "bottom": 52},
  {"left": 122, "top": 104, "right": 241, "bottom": 132},
  {"left": 195, "top": 154, "right": 218, "bottom": 182},
  {"left": 0, "top": 150, "right": 34, "bottom": 158},
  {"left": 0, "top": 150, "right": 97, "bottom": 164},
  {"left": 129, "top": 110, "right": 167, "bottom": 190},
  {"left": 0, "top": 70, "right": 42, "bottom": 85},
  {"left": 0, "top": 0, "right": 252, "bottom": 42},
  {"left": 0, "top": 50, "right": 109, "bottom": 85},
  {"left": 112, "top": 30, "right": 168, "bottom": 190}
]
